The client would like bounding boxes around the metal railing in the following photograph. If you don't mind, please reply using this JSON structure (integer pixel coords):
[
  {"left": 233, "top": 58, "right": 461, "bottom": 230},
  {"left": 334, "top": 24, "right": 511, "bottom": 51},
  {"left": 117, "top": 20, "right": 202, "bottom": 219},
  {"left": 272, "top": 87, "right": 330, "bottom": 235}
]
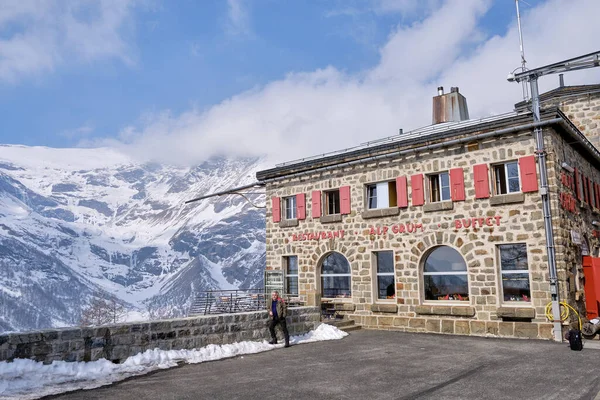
[{"left": 189, "top": 289, "right": 305, "bottom": 316}]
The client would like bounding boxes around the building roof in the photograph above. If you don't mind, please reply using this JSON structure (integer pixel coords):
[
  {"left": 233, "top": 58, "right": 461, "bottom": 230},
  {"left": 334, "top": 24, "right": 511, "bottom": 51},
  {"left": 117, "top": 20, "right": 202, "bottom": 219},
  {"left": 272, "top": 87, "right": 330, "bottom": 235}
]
[
  {"left": 256, "top": 106, "right": 600, "bottom": 182},
  {"left": 514, "top": 84, "right": 600, "bottom": 111}
]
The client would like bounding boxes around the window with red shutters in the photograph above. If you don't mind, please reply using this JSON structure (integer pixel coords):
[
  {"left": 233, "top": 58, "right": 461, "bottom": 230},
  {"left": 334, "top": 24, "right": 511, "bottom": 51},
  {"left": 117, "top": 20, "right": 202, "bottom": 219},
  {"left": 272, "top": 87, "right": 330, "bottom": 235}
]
[
  {"left": 296, "top": 193, "right": 306, "bottom": 220},
  {"left": 311, "top": 191, "right": 321, "bottom": 218},
  {"left": 272, "top": 197, "right": 281, "bottom": 223},
  {"left": 519, "top": 155, "right": 538, "bottom": 193},
  {"left": 411, "top": 174, "right": 424, "bottom": 206},
  {"left": 396, "top": 176, "right": 408, "bottom": 208},
  {"left": 340, "top": 186, "right": 351, "bottom": 215},
  {"left": 473, "top": 164, "right": 490, "bottom": 199},
  {"left": 450, "top": 168, "right": 465, "bottom": 201}
]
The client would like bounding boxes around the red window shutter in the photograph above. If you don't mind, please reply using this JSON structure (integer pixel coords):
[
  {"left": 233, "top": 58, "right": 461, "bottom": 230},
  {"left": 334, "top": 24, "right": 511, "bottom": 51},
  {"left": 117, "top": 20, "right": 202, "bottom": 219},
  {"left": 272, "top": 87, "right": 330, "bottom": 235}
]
[
  {"left": 450, "top": 168, "right": 465, "bottom": 201},
  {"left": 519, "top": 155, "right": 538, "bottom": 193},
  {"left": 396, "top": 176, "right": 408, "bottom": 208},
  {"left": 272, "top": 197, "right": 280, "bottom": 223},
  {"left": 586, "top": 177, "right": 592, "bottom": 205},
  {"left": 411, "top": 174, "right": 424, "bottom": 206},
  {"left": 473, "top": 164, "right": 490, "bottom": 199},
  {"left": 596, "top": 182, "right": 600, "bottom": 209},
  {"left": 340, "top": 186, "right": 351, "bottom": 215},
  {"left": 296, "top": 193, "right": 306, "bottom": 220},
  {"left": 311, "top": 191, "right": 321, "bottom": 218},
  {"left": 574, "top": 168, "right": 581, "bottom": 201}
]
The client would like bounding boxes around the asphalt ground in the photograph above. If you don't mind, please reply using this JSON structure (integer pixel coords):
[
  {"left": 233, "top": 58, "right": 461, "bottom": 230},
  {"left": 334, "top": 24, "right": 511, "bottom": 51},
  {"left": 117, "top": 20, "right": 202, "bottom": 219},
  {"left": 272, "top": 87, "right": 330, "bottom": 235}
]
[{"left": 47, "top": 329, "right": 600, "bottom": 400}]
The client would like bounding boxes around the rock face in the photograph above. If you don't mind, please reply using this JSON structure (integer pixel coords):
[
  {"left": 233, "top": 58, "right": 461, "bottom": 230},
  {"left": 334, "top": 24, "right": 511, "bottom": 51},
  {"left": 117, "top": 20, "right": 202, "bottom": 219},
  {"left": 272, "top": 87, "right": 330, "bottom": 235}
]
[{"left": 0, "top": 145, "right": 266, "bottom": 333}]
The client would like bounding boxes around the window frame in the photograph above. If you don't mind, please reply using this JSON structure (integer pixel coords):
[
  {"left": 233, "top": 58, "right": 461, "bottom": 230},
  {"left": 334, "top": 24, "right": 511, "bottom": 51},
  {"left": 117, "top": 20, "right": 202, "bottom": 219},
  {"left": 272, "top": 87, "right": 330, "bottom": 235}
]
[
  {"left": 428, "top": 172, "right": 451, "bottom": 203},
  {"left": 365, "top": 181, "right": 397, "bottom": 210},
  {"left": 498, "top": 243, "right": 532, "bottom": 304},
  {"left": 283, "top": 255, "right": 299, "bottom": 296},
  {"left": 422, "top": 246, "right": 469, "bottom": 303},
  {"left": 283, "top": 195, "right": 297, "bottom": 220},
  {"left": 320, "top": 252, "right": 352, "bottom": 299},
  {"left": 492, "top": 161, "right": 520, "bottom": 195},
  {"left": 373, "top": 250, "right": 395, "bottom": 301},
  {"left": 324, "top": 189, "right": 341, "bottom": 216}
]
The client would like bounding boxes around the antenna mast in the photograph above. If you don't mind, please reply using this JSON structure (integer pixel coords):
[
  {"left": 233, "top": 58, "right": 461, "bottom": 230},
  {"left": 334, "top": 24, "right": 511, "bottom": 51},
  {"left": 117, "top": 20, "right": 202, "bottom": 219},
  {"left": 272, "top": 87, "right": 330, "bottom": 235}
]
[{"left": 515, "top": 0, "right": 529, "bottom": 101}]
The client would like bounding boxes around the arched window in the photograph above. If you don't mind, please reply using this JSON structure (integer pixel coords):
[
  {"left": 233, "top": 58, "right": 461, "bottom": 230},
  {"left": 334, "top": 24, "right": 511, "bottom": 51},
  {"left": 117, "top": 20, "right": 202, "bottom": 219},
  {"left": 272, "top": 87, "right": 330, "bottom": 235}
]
[
  {"left": 321, "top": 252, "right": 351, "bottom": 298},
  {"left": 423, "top": 246, "right": 468, "bottom": 301}
]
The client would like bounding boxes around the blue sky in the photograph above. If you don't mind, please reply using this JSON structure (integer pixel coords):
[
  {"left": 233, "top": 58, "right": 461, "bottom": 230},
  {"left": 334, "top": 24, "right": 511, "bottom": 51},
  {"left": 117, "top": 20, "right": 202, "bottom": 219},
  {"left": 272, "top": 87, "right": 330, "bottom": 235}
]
[{"left": 0, "top": 0, "right": 598, "bottom": 164}]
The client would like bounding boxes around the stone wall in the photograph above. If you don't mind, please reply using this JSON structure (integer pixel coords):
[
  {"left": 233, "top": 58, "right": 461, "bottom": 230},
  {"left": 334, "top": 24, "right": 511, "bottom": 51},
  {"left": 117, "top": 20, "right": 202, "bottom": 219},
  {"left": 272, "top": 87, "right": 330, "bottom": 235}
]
[
  {"left": 0, "top": 307, "right": 320, "bottom": 364},
  {"left": 545, "top": 91, "right": 600, "bottom": 150},
  {"left": 264, "top": 122, "right": 600, "bottom": 341}
]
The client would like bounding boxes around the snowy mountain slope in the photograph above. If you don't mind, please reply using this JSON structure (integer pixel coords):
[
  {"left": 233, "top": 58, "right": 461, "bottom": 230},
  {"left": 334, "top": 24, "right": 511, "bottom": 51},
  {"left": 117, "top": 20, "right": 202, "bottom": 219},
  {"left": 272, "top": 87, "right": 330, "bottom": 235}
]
[{"left": 0, "top": 145, "right": 267, "bottom": 332}]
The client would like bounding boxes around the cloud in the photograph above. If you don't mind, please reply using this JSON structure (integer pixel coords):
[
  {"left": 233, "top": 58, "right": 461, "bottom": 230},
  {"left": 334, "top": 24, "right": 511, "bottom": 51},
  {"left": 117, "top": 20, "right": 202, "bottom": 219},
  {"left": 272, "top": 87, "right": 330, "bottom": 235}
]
[
  {"left": 101, "top": 0, "right": 600, "bottom": 166},
  {"left": 0, "top": 0, "right": 138, "bottom": 83},
  {"left": 225, "top": 0, "right": 252, "bottom": 38},
  {"left": 60, "top": 124, "right": 94, "bottom": 139}
]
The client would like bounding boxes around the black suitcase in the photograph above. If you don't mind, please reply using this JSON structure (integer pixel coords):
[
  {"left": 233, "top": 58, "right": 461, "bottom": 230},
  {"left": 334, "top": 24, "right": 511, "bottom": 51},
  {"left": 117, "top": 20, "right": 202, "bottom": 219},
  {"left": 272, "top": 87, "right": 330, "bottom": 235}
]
[{"left": 568, "top": 329, "right": 583, "bottom": 351}]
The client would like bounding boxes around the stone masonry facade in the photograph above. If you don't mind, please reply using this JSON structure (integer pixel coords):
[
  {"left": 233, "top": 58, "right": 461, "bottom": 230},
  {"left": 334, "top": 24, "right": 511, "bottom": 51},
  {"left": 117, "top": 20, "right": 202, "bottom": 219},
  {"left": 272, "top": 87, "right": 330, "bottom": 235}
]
[
  {"left": 263, "top": 116, "right": 600, "bottom": 340},
  {"left": 0, "top": 307, "right": 320, "bottom": 364}
]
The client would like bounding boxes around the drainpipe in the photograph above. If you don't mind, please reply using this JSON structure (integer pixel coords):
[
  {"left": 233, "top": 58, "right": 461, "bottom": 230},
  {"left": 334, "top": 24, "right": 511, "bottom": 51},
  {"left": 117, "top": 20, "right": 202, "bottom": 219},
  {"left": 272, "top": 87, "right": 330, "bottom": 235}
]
[{"left": 530, "top": 78, "right": 562, "bottom": 342}]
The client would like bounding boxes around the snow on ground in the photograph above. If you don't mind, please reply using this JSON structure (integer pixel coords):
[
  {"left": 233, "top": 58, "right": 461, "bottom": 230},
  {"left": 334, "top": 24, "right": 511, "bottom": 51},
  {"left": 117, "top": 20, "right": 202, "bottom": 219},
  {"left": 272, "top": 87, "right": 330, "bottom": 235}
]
[{"left": 0, "top": 324, "right": 347, "bottom": 400}]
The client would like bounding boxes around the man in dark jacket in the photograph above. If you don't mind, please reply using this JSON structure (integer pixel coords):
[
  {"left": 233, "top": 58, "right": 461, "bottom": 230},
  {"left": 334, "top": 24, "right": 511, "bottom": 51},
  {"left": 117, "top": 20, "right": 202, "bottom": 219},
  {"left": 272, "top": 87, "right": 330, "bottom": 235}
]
[{"left": 267, "top": 290, "right": 290, "bottom": 347}]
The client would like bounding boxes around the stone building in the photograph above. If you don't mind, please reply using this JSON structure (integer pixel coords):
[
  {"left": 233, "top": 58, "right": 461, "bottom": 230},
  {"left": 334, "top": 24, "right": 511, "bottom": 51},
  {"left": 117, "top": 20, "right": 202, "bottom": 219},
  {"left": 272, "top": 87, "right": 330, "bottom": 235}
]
[{"left": 256, "top": 84, "right": 600, "bottom": 340}]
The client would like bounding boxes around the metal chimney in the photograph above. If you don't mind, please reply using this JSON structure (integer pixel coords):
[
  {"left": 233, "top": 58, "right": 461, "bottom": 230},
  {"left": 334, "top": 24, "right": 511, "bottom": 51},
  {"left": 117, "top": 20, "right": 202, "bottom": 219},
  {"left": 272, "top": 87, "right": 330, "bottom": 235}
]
[
  {"left": 559, "top": 74, "right": 565, "bottom": 87},
  {"left": 432, "top": 86, "right": 470, "bottom": 124}
]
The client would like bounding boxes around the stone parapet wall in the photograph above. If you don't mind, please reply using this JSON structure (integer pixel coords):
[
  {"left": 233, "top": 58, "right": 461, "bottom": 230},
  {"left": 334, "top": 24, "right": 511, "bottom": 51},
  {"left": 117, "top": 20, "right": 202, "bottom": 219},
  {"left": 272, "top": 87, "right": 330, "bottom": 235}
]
[
  {"left": 351, "top": 314, "right": 553, "bottom": 340},
  {"left": 0, "top": 307, "right": 320, "bottom": 364}
]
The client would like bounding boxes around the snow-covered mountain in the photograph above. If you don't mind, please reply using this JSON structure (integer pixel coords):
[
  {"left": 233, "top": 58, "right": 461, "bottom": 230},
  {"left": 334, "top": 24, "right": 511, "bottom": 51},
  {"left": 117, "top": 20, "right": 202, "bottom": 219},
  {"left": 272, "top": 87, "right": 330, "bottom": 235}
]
[{"left": 0, "top": 145, "right": 266, "bottom": 333}]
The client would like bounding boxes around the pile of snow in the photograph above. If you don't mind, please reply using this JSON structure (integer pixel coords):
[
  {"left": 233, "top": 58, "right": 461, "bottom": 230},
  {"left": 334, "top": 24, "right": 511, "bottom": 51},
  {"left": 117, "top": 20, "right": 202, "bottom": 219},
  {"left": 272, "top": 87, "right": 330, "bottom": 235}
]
[{"left": 0, "top": 324, "right": 347, "bottom": 399}]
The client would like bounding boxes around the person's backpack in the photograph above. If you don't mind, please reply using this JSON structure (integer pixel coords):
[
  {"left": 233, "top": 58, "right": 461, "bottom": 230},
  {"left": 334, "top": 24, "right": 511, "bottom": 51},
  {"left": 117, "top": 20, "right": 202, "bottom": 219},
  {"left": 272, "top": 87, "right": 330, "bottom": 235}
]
[{"left": 568, "top": 329, "right": 583, "bottom": 351}]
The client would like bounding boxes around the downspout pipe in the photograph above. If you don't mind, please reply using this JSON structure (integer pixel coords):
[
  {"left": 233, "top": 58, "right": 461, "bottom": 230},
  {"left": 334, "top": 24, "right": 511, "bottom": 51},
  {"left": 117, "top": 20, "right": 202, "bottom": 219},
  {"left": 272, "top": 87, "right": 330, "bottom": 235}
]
[{"left": 260, "top": 118, "right": 563, "bottom": 184}]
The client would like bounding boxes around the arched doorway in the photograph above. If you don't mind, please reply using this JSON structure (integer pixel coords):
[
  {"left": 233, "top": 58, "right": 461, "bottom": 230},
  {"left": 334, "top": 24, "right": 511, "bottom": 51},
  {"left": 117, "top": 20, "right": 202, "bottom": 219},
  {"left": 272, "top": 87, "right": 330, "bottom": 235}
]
[{"left": 320, "top": 252, "right": 351, "bottom": 298}]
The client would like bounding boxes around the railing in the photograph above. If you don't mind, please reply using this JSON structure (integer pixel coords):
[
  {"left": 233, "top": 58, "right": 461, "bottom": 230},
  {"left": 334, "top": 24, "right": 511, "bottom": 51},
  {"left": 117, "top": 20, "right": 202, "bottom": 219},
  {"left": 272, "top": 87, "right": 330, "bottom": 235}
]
[{"left": 189, "top": 289, "right": 304, "bottom": 316}]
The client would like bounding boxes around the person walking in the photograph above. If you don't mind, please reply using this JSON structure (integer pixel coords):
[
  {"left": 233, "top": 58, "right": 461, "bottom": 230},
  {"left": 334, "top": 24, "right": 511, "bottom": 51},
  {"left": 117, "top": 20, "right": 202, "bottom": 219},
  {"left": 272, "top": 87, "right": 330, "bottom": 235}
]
[{"left": 267, "top": 290, "right": 290, "bottom": 347}]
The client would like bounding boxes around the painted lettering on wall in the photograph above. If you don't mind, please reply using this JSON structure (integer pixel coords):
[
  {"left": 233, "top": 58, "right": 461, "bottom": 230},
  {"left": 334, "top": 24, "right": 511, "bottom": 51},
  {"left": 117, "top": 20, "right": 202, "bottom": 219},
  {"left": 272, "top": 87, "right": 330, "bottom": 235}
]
[
  {"left": 292, "top": 230, "right": 345, "bottom": 241},
  {"left": 370, "top": 223, "right": 424, "bottom": 235},
  {"left": 454, "top": 216, "right": 501, "bottom": 229}
]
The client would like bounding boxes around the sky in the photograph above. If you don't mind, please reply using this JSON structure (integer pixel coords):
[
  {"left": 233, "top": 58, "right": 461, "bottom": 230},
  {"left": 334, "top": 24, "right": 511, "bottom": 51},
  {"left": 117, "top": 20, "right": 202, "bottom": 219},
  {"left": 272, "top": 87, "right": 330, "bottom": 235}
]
[{"left": 0, "top": 0, "right": 599, "bottom": 166}]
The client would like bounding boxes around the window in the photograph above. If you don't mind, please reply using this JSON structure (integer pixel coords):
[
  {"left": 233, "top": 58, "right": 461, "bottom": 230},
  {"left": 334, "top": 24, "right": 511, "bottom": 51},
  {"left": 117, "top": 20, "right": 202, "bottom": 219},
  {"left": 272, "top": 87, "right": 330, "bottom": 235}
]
[
  {"left": 284, "top": 256, "right": 298, "bottom": 296},
  {"left": 493, "top": 162, "right": 520, "bottom": 194},
  {"left": 325, "top": 190, "right": 340, "bottom": 215},
  {"left": 321, "top": 252, "right": 351, "bottom": 298},
  {"left": 429, "top": 172, "right": 450, "bottom": 202},
  {"left": 374, "top": 251, "right": 395, "bottom": 300},
  {"left": 366, "top": 182, "right": 397, "bottom": 209},
  {"left": 423, "top": 246, "right": 468, "bottom": 301},
  {"left": 283, "top": 196, "right": 296, "bottom": 220},
  {"left": 498, "top": 244, "right": 531, "bottom": 302}
]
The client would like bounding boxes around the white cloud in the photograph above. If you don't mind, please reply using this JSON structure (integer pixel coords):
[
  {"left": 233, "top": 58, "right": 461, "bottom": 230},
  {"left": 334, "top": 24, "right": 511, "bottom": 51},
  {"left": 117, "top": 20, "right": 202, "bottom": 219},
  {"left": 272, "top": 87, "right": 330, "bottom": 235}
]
[
  {"left": 0, "top": 0, "right": 138, "bottom": 83},
  {"left": 225, "top": 0, "right": 252, "bottom": 38},
  {"left": 60, "top": 124, "right": 94, "bottom": 139},
  {"left": 101, "top": 0, "right": 600, "bottom": 166}
]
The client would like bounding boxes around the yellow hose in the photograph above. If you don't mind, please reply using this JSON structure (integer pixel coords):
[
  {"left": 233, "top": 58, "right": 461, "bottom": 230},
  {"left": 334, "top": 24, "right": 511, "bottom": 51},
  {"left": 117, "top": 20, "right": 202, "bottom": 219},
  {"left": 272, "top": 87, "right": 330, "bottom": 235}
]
[{"left": 545, "top": 301, "right": 582, "bottom": 331}]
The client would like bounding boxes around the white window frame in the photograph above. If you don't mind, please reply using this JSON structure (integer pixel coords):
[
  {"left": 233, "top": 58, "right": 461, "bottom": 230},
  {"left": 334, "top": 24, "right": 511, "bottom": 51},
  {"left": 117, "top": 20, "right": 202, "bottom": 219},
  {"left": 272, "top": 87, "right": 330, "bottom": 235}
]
[
  {"left": 283, "top": 196, "right": 296, "bottom": 220},
  {"left": 498, "top": 243, "right": 531, "bottom": 303},
  {"left": 373, "top": 251, "right": 395, "bottom": 301},
  {"left": 284, "top": 255, "right": 299, "bottom": 296},
  {"left": 422, "top": 246, "right": 469, "bottom": 303},
  {"left": 428, "top": 172, "right": 450, "bottom": 203},
  {"left": 366, "top": 181, "right": 397, "bottom": 210},
  {"left": 493, "top": 161, "right": 520, "bottom": 195}
]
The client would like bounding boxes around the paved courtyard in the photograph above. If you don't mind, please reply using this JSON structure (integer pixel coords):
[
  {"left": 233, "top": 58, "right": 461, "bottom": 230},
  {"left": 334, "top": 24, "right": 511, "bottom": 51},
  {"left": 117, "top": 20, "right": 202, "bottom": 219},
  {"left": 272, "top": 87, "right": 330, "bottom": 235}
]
[{"left": 47, "top": 329, "right": 600, "bottom": 400}]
